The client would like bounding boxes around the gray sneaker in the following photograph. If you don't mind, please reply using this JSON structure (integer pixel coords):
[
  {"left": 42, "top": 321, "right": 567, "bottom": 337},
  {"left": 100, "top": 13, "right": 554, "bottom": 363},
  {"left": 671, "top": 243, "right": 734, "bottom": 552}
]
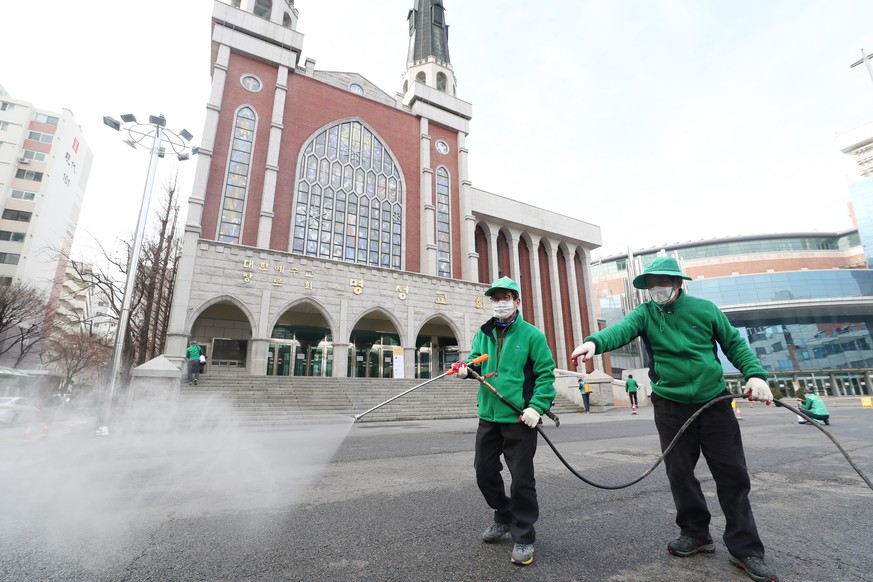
[
  {"left": 510, "top": 543, "right": 534, "bottom": 565},
  {"left": 667, "top": 535, "right": 715, "bottom": 557},
  {"left": 729, "top": 555, "right": 779, "bottom": 582},
  {"left": 481, "top": 522, "right": 511, "bottom": 543}
]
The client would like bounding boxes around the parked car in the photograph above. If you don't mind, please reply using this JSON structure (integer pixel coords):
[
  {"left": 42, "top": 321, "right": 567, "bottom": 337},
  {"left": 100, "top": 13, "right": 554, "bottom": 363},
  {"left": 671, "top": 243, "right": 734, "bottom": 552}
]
[{"left": 0, "top": 397, "right": 41, "bottom": 426}]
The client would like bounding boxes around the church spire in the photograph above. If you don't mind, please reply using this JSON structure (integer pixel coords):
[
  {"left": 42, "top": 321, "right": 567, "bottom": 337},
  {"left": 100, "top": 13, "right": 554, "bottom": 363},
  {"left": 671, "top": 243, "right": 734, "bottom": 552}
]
[{"left": 402, "top": 0, "right": 456, "bottom": 97}]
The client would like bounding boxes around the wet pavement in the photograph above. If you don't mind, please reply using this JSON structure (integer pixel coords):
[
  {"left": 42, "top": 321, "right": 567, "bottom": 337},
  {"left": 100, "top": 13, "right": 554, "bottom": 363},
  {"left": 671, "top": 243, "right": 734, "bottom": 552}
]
[{"left": 1, "top": 401, "right": 871, "bottom": 581}]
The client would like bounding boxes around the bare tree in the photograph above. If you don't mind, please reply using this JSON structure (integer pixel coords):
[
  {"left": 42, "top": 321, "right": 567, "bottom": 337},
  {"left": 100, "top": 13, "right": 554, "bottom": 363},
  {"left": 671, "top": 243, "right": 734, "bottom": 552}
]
[
  {"left": 42, "top": 329, "right": 112, "bottom": 391},
  {"left": 53, "top": 166, "right": 185, "bottom": 384},
  {"left": 0, "top": 281, "right": 50, "bottom": 367}
]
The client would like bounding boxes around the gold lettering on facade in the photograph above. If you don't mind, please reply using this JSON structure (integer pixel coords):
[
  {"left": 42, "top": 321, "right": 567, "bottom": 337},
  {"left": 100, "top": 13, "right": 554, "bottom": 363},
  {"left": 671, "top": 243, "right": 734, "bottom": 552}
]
[
  {"left": 243, "top": 259, "right": 254, "bottom": 269},
  {"left": 272, "top": 277, "right": 283, "bottom": 286},
  {"left": 243, "top": 272, "right": 252, "bottom": 283},
  {"left": 435, "top": 291, "right": 448, "bottom": 305},
  {"left": 395, "top": 284, "right": 409, "bottom": 301},
  {"left": 274, "top": 265, "right": 285, "bottom": 273},
  {"left": 304, "top": 280, "right": 313, "bottom": 290},
  {"left": 475, "top": 297, "right": 483, "bottom": 309},
  {"left": 259, "top": 261, "right": 269, "bottom": 271},
  {"left": 350, "top": 278, "right": 364, "bottom": 295}
]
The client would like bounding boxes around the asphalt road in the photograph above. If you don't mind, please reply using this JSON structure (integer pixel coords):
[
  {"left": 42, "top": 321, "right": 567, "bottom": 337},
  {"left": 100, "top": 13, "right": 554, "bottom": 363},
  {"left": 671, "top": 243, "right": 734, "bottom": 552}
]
[{"left": 1, "top": 401, "right": 872, "bottom": 581}]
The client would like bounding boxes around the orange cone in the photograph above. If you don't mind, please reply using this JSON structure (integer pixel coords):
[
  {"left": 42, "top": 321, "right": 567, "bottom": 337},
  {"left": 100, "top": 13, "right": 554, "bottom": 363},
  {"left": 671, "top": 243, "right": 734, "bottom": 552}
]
[{"left": 732, "top": 400, "right": 743, "bottom": 420}]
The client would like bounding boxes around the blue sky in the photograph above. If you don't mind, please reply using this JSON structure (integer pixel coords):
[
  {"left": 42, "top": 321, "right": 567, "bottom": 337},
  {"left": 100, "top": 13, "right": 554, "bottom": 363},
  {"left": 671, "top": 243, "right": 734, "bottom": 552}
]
[{"left": 3, "top": 0, "right": 873, "bottom": 259}]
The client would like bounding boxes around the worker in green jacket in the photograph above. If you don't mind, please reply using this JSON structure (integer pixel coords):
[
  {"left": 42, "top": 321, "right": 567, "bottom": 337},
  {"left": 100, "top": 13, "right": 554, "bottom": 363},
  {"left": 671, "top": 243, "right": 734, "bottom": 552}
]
[
  {"left": 626, "top": 374, "right": 639, "bottom": 413},
  {"left": 451, "top": 277, "right": 556, "bottom": 567},
  {"left": 571, "top": 256, "right": 778, "bottom": 582},
  {"left": 796, "top": 388, "right": 830, "bottom": 425}
]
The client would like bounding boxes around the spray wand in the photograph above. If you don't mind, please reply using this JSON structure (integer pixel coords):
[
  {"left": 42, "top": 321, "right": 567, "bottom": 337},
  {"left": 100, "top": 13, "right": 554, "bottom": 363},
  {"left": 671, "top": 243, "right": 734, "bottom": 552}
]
[{"left": 353, "top": 354, "right": 490, "bottom": 422}]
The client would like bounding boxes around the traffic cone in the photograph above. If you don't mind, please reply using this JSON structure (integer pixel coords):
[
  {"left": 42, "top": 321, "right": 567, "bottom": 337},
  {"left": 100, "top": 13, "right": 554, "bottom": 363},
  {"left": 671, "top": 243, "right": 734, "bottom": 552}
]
[
  {"left": 19, "top": 425, "right": 32, "bottom": 442},
  {"left": 631, "top": 406, "right": 637, "bottom": 415},
  {"left": 732, "top": 400, "right": 743, "bottom": 420}
]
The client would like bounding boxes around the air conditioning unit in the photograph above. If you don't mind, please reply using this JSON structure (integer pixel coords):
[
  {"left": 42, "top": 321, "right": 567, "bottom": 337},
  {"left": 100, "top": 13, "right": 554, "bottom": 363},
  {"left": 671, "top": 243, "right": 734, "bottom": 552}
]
[{"left": 18, "top": 157, "right": 30, "bottom": 164}]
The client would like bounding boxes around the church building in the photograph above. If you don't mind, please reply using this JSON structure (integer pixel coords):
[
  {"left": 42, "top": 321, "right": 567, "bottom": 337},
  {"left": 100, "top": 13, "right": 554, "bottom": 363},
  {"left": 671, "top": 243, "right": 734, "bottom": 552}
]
[{"left": 165, "top": 0, "right": 602, "bottom": 379}]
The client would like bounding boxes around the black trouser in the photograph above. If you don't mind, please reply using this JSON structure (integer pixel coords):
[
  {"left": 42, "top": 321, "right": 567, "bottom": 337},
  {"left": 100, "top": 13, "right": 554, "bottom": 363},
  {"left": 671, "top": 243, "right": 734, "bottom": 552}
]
[
  {"left": 652, "top": 391, "right": 765, "bottom": 558},
  {"left": 798, "top": 409, "right": 829, "bottom": 422},
  {"left": 474, "top": 419, "right": 539, "bottom": 544},
  {"left": 628, "top": 392, "right": 638, "bottom": 407}
]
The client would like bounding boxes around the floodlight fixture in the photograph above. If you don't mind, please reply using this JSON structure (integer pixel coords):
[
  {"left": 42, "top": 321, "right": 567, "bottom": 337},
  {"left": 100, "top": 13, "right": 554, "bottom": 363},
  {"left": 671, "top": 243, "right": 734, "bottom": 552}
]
[
  {"left": 192, "top": 146, "right": 201, "bottom": 156},
  {"left": 177, "top": 152, "right": 190, "bottom": 161},
  {"left": 180, "top": 128, "right": 194, "bottom": 142},
  {"left": 120, "top": 113, "right": 137, "bottom": 123},
  {"left": 123, "top": 138, "right": 138, "bottom": 149},
  {"left": 149, "top": 114, "right": 167, "bottom": 127},
  {"left": 103, "top": 116, "right": 122, "bottom": 131},
  {"left": 157, "top": 147, "right": 166, "bottom": 158}
]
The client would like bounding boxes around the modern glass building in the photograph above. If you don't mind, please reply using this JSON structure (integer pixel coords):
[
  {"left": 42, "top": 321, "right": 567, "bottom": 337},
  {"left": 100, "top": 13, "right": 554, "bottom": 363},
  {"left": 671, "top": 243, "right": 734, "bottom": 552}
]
[{"left": 591, "top": 231, "right": 873, "bottom": 398}]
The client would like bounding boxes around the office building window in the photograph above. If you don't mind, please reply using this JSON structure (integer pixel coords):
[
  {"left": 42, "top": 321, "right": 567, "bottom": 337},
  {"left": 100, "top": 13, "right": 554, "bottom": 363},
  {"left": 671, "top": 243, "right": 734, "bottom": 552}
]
[
  {"left": 0, "top": 231, "right": 26, "bottom": 242},
  {"left": 2, "top": 210, "right": 32, "bottom": 222},
  {"left": 15, "top": 169, "right": 43, "bottom": 181},
  {"left": 0, "top": 253, "right": 20, "bottom": 265},
  {"left": 33, "top": 113, "right": 59, "bottom": 125},
  {"left": 10, "top": 190, "right": 36, "bottom": 201},
  {"left": 27, "top": 131, "right": 53, "bottom": 144}
]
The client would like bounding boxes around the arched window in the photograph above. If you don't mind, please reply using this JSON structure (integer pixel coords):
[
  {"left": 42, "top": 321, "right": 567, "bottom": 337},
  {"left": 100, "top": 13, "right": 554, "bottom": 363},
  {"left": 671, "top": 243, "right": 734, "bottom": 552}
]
[
  {"left": 231, "top": 0, "right": 241, "bottom": 7},
  {"left": 217, "top": 107, "right": 256, "bottom": 244},
  {"left": 282, "top": 12, "right": 292, "bottom": 28},
  {"left": 292, "top": 120, "right": 403, "bottom": 269},
  {"left": 436, "top": 72, "right": 447, "bottom": 92},
  {"left": 253, "top": 0, "right": 271, "bottom": 19},
  {"left": 436, "top": 167, "right": 451, "bottom": 278},
  {"left": 416, "top": 72, "right": 426, "bottom": 84}
]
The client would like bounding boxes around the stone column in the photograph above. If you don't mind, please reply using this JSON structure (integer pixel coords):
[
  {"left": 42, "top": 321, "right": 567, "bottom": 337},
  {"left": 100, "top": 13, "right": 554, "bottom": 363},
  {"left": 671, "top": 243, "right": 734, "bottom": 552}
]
[
  {"left": 257, "top": 65, "right": 288, "bottom": 248},
  {"left": 333, "top": 343, "right": 350, "bottom": 378},
  {"left": 457, "top": 132, "right": 478, "bottom": 280},
  {"left": 488, "top": 226, "right": 500, "bottom": 282},
  {"left": 420, "top": 118, "right": 436, "bottom": 275},
  {"left": 165, "top": 44, "right": 229, "bottom": 358},
  {"left": 508, "top": 229, "right": 522, "bottom": 286},
  {"left": 546, "top": 241, "right": 567, "bottom": 368},
  {"left": 528, "top": 234, "right": 545, "bottom": 328},
  {"left": 565, "top": 247, "right": 583, "bottom": 351}
]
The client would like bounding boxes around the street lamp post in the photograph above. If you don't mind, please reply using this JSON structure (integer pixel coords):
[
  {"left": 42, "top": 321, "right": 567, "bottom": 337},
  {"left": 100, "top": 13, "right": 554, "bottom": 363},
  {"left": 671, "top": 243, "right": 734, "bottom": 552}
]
[{"left": 99, "top": 114, "right": 195, "bottom": 435}]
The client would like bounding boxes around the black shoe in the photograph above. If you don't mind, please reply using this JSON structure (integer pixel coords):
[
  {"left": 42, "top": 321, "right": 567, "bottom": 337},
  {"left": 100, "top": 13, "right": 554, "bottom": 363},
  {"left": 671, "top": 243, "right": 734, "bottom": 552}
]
[
  {"left": 729, "top": 554, "right": 778, "bottom": 582},
  {"left": 667, "top": 535, "right": 715, "bottom": 557},
  {"left": 824, "top": 418, "right": 830, "bottom": 426}
]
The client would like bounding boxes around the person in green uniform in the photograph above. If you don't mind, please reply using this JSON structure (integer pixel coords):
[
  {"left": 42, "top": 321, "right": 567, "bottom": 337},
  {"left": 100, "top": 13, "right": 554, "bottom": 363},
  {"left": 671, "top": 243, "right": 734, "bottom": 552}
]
[
  {"left": 451, "top": 277, "right": 556, "bottom": 567},
  {"left": 571, "top": 256, "right": 778, "bottom": 582},
  {"left": 796, "top": 388, "right": 830, "bottom": 425},
  {"left": 626, "top": 374, "right": 639, "bottom": 413}
]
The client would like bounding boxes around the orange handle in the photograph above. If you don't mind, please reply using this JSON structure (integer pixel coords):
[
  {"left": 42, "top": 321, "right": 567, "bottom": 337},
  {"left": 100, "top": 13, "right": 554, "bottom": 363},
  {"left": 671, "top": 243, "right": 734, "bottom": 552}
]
[{"left": 448, "top": 353, "right": 489, "bottom": 374}]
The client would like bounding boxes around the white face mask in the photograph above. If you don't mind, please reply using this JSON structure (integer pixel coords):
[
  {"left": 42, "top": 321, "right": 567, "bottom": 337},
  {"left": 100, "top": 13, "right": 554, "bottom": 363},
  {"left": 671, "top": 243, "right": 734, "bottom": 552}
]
[
  {"left": 492, "top": 300, "right": 516, "bottom": 320},
  {"left": 648, "top": 285, "right": 676, "bottom": 306}
]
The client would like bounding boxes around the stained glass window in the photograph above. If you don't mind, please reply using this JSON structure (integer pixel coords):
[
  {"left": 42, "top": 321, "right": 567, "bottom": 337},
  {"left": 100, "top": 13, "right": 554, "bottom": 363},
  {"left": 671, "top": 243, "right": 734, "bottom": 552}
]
[
  {"left": 218, "top": 107, "right": 256, "bottom": 244},
  {"left": 436, "top": 167, "right": 451, "bottom": 277},
  {"left": 293, "top": 121, "right": 403, "bottom": 268}
]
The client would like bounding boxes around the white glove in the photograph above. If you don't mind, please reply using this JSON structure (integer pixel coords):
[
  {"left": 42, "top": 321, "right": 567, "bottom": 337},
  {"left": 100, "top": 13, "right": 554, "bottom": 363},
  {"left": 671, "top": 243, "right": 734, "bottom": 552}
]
[
  {"left": 745, "top": 377, "right": 773, "bottom": 404},
  {"left": 520, "top": 407, "right": 541, "bottom": 428},
  {"left": 570, "top": 341, "right": 596, "bottom": 368},
  {"left": 450, "top": 361, "right": 468, "bottom": 379}
]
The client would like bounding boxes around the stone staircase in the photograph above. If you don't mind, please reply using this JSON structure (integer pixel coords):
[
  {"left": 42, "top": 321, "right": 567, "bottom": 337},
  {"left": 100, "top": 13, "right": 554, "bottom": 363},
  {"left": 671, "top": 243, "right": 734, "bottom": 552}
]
[{"left": 177, "top": 373, "right": 584, "bottom": 426}]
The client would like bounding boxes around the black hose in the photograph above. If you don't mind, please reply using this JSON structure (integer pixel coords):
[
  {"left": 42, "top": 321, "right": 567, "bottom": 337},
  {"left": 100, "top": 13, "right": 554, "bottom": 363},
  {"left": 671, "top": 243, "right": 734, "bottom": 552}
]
[
  {"left": 772, "top": 399, "right": 873, "bottom": 490},
  {"left": 538, "top": 394, "right": 873, "bottom": 491},
  {"left": 470, "top": 370, "right": 873, "bottom": 491}
]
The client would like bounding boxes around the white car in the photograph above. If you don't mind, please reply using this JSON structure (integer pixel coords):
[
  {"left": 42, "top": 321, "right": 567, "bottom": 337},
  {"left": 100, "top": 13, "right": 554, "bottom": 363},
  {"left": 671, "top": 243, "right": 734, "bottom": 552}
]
[{"left": 0, "top": 396, "right": 41, "bottom": 426}]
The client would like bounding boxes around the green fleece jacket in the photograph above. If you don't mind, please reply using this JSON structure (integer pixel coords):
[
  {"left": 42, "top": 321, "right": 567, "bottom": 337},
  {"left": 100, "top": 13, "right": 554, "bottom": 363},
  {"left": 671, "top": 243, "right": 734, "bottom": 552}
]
[
  {"left": 585, "top": 291, "right": 767, "bottom": 405},
  {"left": 801, "top": 393, "right": 829, "bottom": 416},
  {"left": 467, "top": 314, "right": 556, "bottom": 423}
]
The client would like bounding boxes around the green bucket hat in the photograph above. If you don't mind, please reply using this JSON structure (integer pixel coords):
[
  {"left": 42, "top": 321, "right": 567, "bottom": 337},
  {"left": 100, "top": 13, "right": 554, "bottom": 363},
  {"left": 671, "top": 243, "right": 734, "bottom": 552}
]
[
  {"left": 485, "top": 276, "right": 521, "bottom": 297},
  {"left": 632, "top": 256, "right": 692, "bottom": 290}
]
